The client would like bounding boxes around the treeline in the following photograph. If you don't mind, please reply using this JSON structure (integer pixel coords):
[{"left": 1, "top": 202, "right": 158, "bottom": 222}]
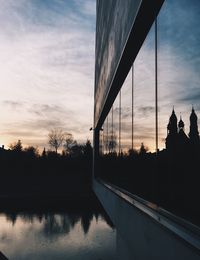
[
  {"left": 4, "top": 136, "right": 93, "bottom": 158},
  {"left": 0, "top": 138, "right": 93, "bottom": 198}
]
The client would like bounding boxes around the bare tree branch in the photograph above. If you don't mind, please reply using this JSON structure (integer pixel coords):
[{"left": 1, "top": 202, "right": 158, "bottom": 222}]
[{"left": 48, "top": 129, "right": 65, "bottom": 153}]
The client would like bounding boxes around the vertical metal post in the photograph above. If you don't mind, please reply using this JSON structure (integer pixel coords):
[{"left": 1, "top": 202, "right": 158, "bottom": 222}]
[
  {"left": 111, "top": 106, "right": 114, "bottom": 152},
  {"left": 131, "top": 65, "right": 134, "bottom": 151},
  {"left": 102, "top": 123, "right": 104, "bottom": 154},
  {"left": 154, "top": 17, "right": 159, "bottom": 202},
  {"left": 155, "top": 18, "right": 158, "bottom": 153},
  {"left": 119, "top": 90, "right": 121, "bottom": 155},
  {"left": 107, "top": 116, "right": 109, "bottom": 153}
]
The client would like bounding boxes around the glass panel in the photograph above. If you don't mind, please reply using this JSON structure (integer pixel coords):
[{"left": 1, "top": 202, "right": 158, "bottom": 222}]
[
  {"left": 97, "top": 0, "right": 200, "bottom": 225},
  {"left": 99, "top": 126, "right": 104, "bottom": 155},
  {"left": 129, "top": 24, "right": 156, "bottom": 201},
  {"left": 121, "top": 69, "right": 132, "bottom": 154},
  {"left": 113, "top": 97, "right": 119, "bottom": 155},
  {"left": 108, "top": 107, "right": 113, "bottom": 154},
  {"left": 103, "top": 117, "right": 109, "bottom": 154},
  {"left": 157, "top": 0, "right": 200, "bottom": 221},
  {"left": 97, "top": 24, "right": 156, "bottom": 203},
  {"left": 134, "top": 24, "right": 155, "bottom": 153},
  {"left": 158, "top": 0, "right": 200, "bottom": 150}
]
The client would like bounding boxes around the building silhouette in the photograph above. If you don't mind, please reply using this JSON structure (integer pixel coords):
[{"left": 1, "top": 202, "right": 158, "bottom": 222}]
[
  {"left": 189, "top": 107, "right": 200, "bottom": 149},
  {"left": 166, "top": 108, "right": 200, "bottom": 153}
]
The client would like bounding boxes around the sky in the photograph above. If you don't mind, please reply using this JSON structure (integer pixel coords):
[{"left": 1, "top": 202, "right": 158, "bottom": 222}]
[
  {"left": 0, "top": 0, "right": 96, "bottom": 150},
  {"left": 1, "top": 0, "right": 200, "bottom": 154}
]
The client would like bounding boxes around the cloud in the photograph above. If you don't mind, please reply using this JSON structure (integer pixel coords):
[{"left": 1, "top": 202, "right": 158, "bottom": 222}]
[
  {"left": 2, "top": 100, "right": 25, "bottom": 110},
  {"left": 0, "top": 0, "right": 95, "bottom": 148},
  {"left": 137, "top": 106, "right": 155, "bottom": 117},
  {"left": 121, "top": 107, "right": 131, "bottom": 119},
  {"left": 74, "top": 0, "right": 96, "bottom": 17},
  {"left": 28, "top": 104, "right": 71, "bottom": 117},
  {"left": 178, "top": 92, "right": 200, "bottom": 105}
]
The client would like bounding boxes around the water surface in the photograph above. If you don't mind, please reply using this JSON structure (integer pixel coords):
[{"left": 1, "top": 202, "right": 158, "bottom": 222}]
[{"left": 0, "top": 197, "right": 116, "bottom": 260}]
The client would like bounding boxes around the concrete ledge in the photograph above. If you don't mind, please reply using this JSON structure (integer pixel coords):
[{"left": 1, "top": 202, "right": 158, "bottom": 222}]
[{"left": 93, "top": 179, "right": 200, "bottom": 260}]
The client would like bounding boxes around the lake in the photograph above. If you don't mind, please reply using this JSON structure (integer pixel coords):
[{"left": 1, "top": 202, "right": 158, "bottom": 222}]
[{"left": 0, "top": 196, "right": 116, "bottom": 260}]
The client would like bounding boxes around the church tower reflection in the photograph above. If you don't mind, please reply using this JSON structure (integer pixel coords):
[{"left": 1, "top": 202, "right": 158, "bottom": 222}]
[
  {"left": 166, "top": 108, "right": 178, "bottom": 151},
  {"left": 189, "top": 107, "right": 200, "bottom": 149},
  {"left": 166, "top": 108, "right": 200, "bottom": 152}
]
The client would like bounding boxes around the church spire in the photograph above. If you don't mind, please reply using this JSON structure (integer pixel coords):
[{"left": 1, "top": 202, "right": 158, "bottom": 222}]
[
  {"left": 167, "top": 108, "right": 178, "bottom": 134},
  {"left": 178, "top": 114, "right": 185, "bottom": 132},
  {"left": 189, "top": 106, "right": 199, "bottom": 144},
  {"left": 166, "top": 108, "right": 178, "bottom": 150}
]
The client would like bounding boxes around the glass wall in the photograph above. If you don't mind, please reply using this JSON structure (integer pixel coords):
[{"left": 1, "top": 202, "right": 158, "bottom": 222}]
[
  {"left": 97, "top": 0, "right": 200, "bottom": 224},
  {"left": 157, "top": 0, "right": 200, "bottom": 213},
  {"left": 98, "top": 23, "right": 156, "bottom": 200}
]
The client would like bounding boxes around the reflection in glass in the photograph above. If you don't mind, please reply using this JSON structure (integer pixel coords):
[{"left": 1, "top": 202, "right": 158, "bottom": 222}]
[
  {"left": 108, "top": 107, "right": 114, "bottom": 154},
  {"left": 99, "top": 124, "right": 104, "bottom": 155},
  {"left": 98, "top": 23, "right": 157, "bottom": 202},
  {"left": 157, "top": 0, "right": 200, "bottom": 212},
  {"left": 121, "top": 69, "right": 132, "bottom": 154},
  {"left": 103, "top": 117, "right": 109, "bottom": 154},
  {"left": 158, "top": 0, "right": 200, "bottom": 150},
  {"left": 134, "top": 24, "right": 155, "bottom": 152},
  {"left": 97, "top": 0, "right": 200, "bottom": 224},
  {"left": 113, "top": 96, "right": 119, "bottom": 155}
]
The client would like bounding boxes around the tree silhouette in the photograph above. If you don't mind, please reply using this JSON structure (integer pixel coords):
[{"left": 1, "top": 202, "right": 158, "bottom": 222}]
[
  {"left": 69, "top": 144, "right": 84, "bottom": 157},
  {"left": 108, "top": 134, "right": 117, "bottom": 153},
  {"left": 48, "top": 129, "right": 65, "bottom": 154},
  {"left": 128, "top": 148, "right": 138, "bottom": 157},
  {"left": 63, "top": 133, "right": 77, "bottom": 155},
  {"left": 42, "top": 147, "right": 46, "bottom": 158},
  {"left": 83, "top": 140, "right": 93, "bottom": 158},
  {"left": 24, "top": 146, "right": 39, "bottom": 157},
  {"left": 139, "top": 142, "right": 148, "bottom": 155},
  {"left": 9, "top": 139, "right": 23, "bottom": 152}
]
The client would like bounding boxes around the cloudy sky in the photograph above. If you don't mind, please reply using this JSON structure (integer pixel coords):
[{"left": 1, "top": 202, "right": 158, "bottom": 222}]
[
  {"left": 1, "top": 0, "right": 200, "bottom": 153},
  {"left": 0, "top": 0, "right": 96, "bottom": 150}
]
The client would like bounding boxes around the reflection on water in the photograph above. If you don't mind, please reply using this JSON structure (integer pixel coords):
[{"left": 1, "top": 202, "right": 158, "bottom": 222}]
[{"left": 0, "top": 197, "right": 116, "bottom": 260}]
